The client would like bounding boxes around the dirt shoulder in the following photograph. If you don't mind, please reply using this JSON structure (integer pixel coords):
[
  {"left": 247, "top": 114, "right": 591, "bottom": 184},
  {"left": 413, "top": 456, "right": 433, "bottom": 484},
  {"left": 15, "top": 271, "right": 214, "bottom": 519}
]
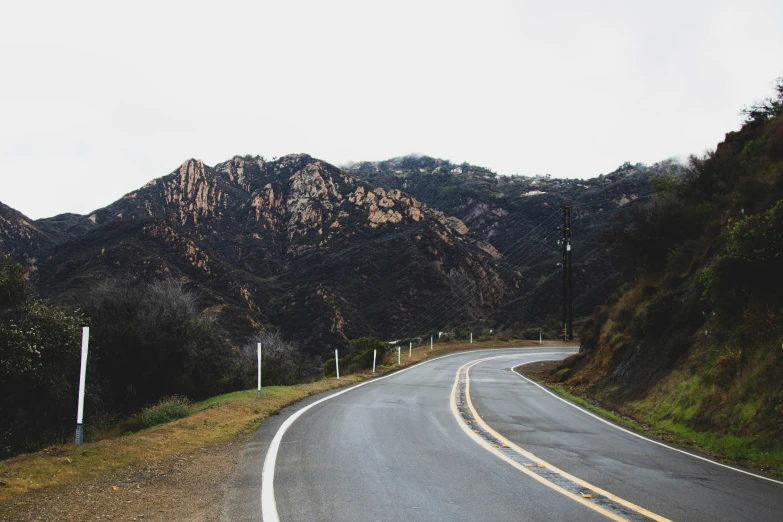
[{"left": 1, "top": 443, "right": 239, "bottom": 522}]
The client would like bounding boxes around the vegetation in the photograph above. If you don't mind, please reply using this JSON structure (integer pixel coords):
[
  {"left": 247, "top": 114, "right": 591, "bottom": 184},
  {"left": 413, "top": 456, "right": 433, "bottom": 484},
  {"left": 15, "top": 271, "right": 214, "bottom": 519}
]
[
  {"left": 79, "top": 276, "right": 232, "bottom": 414},
  {"left": 0, "top": 253, "right": 86, "bottom": 458},
  {"left": 324, "top": 337, "right": 386, "bottom": 376},
  {"left": 0, "top": 376, "right": 366, "bottom": 504},
  {"left": 0, "top": 265, "right": 324, "bottom": 459},
  {"left": 140, "top": 396, "right": 193, "bottom": 428},
  {"left": 555, "top": 76, "right": 783, "bottom": 471},
  {"left": 233, "top": 330, "right": 321, "bottom": 387}
]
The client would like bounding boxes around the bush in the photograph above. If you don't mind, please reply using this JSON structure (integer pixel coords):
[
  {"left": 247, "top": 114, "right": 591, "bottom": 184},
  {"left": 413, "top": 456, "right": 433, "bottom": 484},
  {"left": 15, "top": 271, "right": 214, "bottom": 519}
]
[
  {"left": 615, "top": 306, "right": 635, "bottom": 330},
  {"left": 234, "top": 330, "right": 320, "bottom": 386},
  {"left": 79, "top": 276, "right": 230, "bottom": 414},
  {"left": 323, "top": 358, "right": 337, "bottom": 377},
  {"left": 579, "top": 319, "right": 598, "bottom": 352},
  {"left": 0, "top": 253, "right": 87, "bottom": 458},
  {"left": 346, "top": 337, "right": 385, "bottom": 369},
  {"left": 605, "top": 195, "right": 712, "bottom": 277},
  {"left": 701, "top": 200, "right": 783, "bottom": 318},
  {"left": 140, "top": 396, "right": 192, "bottom": 427},
  {"left": 633, "top": 290, "right": 678, "bottom": 340}
]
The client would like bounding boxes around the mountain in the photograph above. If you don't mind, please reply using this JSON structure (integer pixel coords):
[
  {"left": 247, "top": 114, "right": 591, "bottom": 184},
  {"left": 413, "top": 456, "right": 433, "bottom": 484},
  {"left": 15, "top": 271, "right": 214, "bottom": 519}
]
[
  {"left": 2, "top": 154, "right": 513, "bottom": 355},
  {"left": 1, "top": 151, "right": 679, "bottom": 354},
  {"left": 347, "top": 156, "right": 680, "bottom": 329},
  {"left": 0, "top": 200, "right": 59, "bottom": 261}
]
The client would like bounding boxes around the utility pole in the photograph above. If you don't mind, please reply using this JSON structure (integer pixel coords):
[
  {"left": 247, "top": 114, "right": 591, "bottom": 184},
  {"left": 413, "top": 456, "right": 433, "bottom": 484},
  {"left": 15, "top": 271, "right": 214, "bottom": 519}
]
[{"left": 562, "top": 206, "right": 573, "bottom": 341}]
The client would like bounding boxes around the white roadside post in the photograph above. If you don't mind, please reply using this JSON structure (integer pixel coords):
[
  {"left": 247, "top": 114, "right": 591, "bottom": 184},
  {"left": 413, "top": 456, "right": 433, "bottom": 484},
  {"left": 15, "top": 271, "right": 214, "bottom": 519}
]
[
  {"left": 397, "top": 346, "right": 401, "bottom": 366},
  {"left": 257, "top": 342, "right": 262, "bottom": 397},
  {"left": 539, "top": 332, "right": 542, "bottom": 345},
  {"left": 75, "top": 327, "right": 89, "bottom": 446},
  {"left": 470, "top": 331, "right": 473, "bottom": 344},
  {"left": 409, "top": 341, "right": 412, "bottom": 359},
  {"left": 430, "top": 336, "right": 433, "bottom": 350},
  {"left": 335, "top": 349, "right": 340, "bottom": 379},
  {"left": 372, "top": 349, "right": 377, "bottom": 374}
]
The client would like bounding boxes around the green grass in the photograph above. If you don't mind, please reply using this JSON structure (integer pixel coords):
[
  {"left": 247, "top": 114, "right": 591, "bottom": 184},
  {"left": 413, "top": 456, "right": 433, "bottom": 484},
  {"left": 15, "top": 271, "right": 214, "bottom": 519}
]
[
  {"left": 140, "top": 396, "right": 193, "bottom": 427},
  {"left": 651, "top": 419, "right": 783, "bottom": 471},
  {"left": 539, "top": 377, "right": 783, "bottom": 476},
  {"left": 546, "top": 383, "right": 644, "bottom": 432}
]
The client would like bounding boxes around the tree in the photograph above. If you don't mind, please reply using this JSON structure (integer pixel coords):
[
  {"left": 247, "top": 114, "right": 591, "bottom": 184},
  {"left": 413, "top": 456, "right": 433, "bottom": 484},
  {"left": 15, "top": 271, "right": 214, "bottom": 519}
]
[
  {"left": 0, "top": 253, "right": 85, "bottom": 457},
  {"left": 742, "top": 77, "right": 783, "bottom": 123},
  {"left": 79, "top": 276, "right": 230, "bottom": 413}
]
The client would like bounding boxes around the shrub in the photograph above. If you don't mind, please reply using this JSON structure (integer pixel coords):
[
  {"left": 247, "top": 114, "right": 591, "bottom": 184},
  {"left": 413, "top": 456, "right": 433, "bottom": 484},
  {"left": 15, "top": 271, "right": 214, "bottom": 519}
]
[
  {"left": 346, "top": 337, "right": 385, "bottom": 369},
  {"left": 635, "top": 290, "right": 678, "bottom": 340},
  {"left": 79, "top": 276, "right": 230, "bottom": 414},
  {"left": 140, "top": 396, "right": 192, "bottom": 428},
  {"left": 615, "top": 306, "right": 635, "bottom": 330},
  {"left": 234, "top": 330, "right": 320, "bottom": 386},
  {"left": 0, "top": 253, "right": 87, "bottom": 458},
  {"left": 701, "top": 200, "right": 783, "bottom": 318},
  {"left": 579, "top": 318, "right": 598, "bottom": 352},
  {"left": 323, "top": 358, "right": 337, "bottom": 377}
]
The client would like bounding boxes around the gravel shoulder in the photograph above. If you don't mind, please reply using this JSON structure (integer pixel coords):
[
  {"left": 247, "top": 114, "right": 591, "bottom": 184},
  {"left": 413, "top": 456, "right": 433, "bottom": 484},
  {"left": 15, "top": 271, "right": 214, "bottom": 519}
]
[{"left": 1, "top": 442, "right": 241, "bottom": 522}]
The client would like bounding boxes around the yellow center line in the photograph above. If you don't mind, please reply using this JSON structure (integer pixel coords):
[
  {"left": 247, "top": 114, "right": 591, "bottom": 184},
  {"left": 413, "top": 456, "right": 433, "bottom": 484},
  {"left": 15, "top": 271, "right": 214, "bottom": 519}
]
[{"left": 452, "top": 355, "right": 672, "bottom": 522}]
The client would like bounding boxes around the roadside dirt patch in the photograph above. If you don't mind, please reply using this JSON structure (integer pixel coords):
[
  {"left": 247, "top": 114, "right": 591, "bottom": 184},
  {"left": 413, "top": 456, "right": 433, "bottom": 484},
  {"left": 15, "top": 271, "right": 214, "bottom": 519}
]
[
  {"left": 514, "top": 359, "right": 562, "bottom": 378},
  {"left": 0, "top": 443, "right": 241, "bottom": 522}
]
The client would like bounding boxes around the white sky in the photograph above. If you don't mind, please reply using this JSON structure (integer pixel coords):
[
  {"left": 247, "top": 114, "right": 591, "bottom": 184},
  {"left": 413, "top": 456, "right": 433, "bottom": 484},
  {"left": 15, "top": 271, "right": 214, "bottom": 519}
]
[{"left": 1, "top": 0, "right": 782, "bottom": 219}]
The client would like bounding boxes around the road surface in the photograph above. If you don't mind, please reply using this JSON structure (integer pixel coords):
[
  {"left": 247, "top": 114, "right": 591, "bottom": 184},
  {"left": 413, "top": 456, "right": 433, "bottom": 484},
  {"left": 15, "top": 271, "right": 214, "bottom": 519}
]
[{"left": 225, "top": 347, "right": 783, "bottom": 521}]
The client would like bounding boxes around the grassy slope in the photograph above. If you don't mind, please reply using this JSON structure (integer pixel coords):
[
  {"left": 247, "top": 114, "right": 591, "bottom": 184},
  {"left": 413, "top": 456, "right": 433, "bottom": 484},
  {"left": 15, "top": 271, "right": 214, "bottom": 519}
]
[
  {"left": 534, "top": 368, "right": 783, "bottom": 476},
  {"left": 0, "top": 377, "right": 363, "bottom": 503}
]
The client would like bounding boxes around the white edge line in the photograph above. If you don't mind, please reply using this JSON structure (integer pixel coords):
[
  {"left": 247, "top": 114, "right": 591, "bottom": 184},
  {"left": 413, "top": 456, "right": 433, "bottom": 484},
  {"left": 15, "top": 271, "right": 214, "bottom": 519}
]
[
  {"left": 510, "top": 365, "right": 783, "bottom": 486},
  {"left": 260, "top": 346, "right": 577, "bottom": 522}
]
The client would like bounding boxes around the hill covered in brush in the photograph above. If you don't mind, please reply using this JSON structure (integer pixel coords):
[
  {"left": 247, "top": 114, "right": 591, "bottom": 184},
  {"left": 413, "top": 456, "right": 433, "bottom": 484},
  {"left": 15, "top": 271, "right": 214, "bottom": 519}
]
[{"left": 548, "top": 78, "right": 783, "bottom": 469}]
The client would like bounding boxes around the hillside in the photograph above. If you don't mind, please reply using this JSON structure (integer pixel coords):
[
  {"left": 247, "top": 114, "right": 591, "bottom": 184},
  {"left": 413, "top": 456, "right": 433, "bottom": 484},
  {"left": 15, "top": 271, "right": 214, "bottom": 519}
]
[
  {"left": 348, "top": 156, "right": 679, "bottom": 328},
  {"left": 548, "top": 80, "right": 783, "bottom": 467}
]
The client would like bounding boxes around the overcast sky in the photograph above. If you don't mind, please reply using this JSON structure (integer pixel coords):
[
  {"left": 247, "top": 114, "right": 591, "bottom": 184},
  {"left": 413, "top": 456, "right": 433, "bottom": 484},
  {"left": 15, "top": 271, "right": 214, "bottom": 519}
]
[{"left": 1, "top": 1, "right": 782, "bottom": 219}]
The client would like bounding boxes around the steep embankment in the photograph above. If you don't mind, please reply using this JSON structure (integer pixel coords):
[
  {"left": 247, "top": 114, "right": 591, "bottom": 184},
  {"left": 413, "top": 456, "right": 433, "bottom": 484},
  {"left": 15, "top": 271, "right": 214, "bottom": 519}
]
[{"left": 551, "top": 85, "right": 783, "bottom": 470}]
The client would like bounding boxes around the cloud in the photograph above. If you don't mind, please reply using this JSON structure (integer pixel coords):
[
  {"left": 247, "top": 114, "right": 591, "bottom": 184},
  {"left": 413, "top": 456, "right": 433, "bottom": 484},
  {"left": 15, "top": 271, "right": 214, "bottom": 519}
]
[{"left": 1, "top": 1, "right": 782, "bottom": 218}]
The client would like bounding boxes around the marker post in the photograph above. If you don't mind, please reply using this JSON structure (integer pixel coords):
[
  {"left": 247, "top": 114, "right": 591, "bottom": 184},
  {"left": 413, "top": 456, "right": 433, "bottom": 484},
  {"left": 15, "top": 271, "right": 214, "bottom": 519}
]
[
  {"left": 75, "top": 327, "right": 89, "bottom": 446},
  {"left": 257, "top": 342, "right": 262, "bottom": 397},
  {"left": 372, "top": 349, "right": 377, "bottom": 374},
  {"left": 335, "top": 349, "right": 340, "bottom": 379}
]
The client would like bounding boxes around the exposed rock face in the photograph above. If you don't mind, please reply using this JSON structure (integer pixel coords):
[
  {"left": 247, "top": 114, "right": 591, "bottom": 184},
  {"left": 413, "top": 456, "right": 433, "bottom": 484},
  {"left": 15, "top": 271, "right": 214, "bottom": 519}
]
[
  {"left": 0, "top": 201, "right": 62, "bottom": 263},
  {"left": 5, "top": 154, "right": 512, "bottom": 354}
]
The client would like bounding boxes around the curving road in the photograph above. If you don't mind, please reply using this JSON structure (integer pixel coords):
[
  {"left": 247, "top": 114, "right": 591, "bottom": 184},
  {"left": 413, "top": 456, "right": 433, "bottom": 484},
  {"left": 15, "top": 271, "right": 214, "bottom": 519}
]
[{"left": 224, "top": 347, "right": 783, "bottom": 521}]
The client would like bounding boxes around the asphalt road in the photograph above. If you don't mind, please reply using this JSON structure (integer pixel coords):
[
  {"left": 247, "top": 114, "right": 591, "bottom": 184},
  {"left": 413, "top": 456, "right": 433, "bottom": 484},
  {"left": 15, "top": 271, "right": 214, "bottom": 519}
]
[{"left": 245, "top": 347, "right": 783, "bottom": 521}]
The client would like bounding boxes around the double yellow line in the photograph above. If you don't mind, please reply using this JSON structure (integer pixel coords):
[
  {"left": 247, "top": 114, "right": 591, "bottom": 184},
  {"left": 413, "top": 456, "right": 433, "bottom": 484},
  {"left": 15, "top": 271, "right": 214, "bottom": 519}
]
[{"left": 451, "top": 355, "right": 671, "bottom": 522}]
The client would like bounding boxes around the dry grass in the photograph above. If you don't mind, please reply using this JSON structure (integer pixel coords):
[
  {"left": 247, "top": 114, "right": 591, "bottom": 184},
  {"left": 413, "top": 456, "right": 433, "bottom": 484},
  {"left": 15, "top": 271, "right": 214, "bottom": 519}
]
[{"left": 0, "top": 376, "right": 365, "bottom": 503}]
